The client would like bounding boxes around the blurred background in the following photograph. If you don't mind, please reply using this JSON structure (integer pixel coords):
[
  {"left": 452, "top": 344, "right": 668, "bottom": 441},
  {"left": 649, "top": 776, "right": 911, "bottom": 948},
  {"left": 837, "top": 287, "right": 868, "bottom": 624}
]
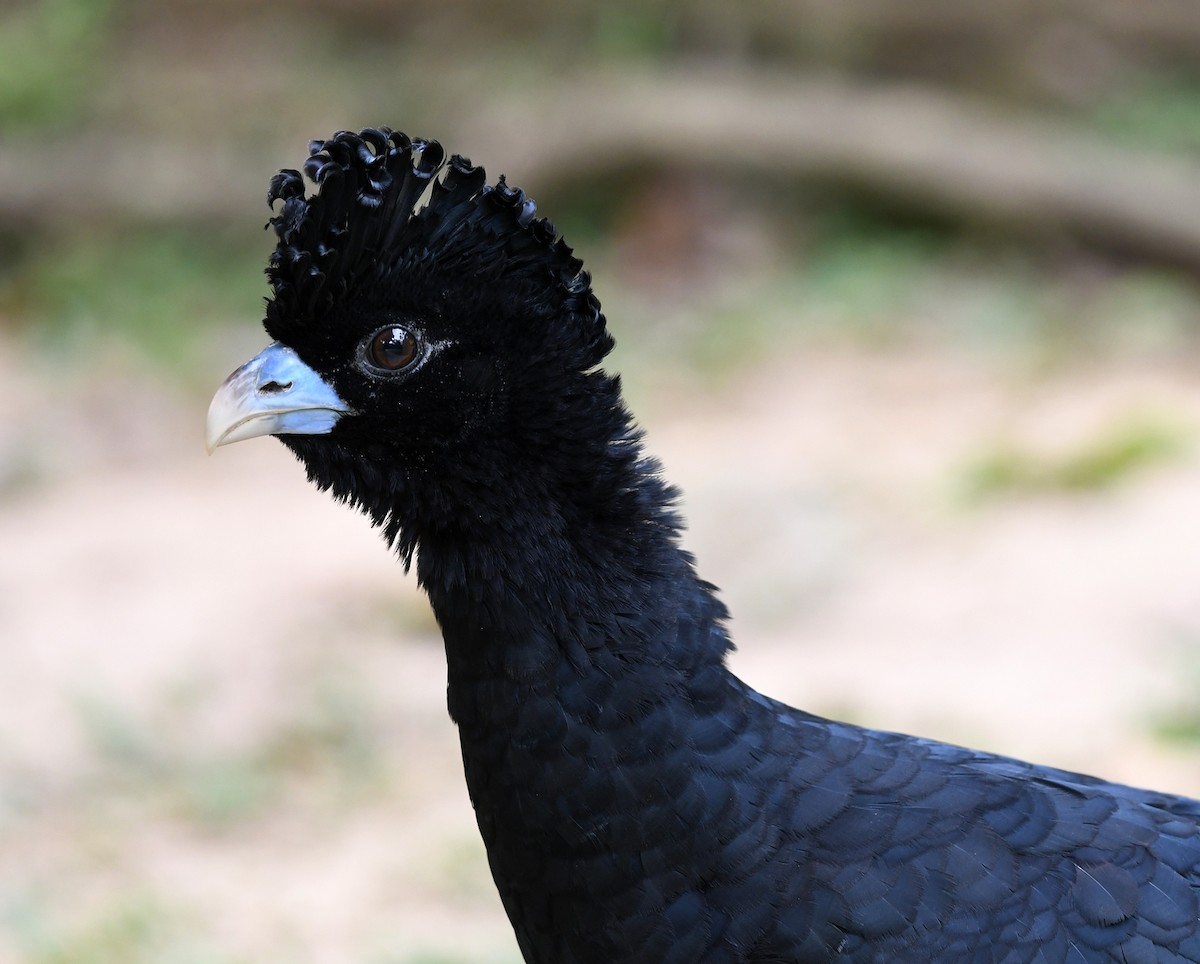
[{"left": 4, "top": 0, "right": 1200, "bottom": 961}]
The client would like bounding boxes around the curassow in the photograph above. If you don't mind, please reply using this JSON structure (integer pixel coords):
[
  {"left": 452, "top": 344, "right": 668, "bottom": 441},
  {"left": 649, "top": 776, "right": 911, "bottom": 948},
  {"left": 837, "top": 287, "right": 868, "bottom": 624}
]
[{"left": 207, "top": 128, "right": 1200, "bottom": 963}]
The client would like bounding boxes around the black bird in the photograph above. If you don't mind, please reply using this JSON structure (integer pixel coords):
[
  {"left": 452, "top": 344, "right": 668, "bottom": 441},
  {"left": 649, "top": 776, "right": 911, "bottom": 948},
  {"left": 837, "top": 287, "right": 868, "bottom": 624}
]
[{"left": 207, "top": 128, "right": 1200, "bottom": 963}]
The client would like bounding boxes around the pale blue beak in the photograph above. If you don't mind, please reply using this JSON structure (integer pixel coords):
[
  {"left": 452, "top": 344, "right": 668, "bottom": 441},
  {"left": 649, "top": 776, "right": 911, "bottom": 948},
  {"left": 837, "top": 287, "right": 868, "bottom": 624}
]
[{"left": 206, "top": 342, "right": 352, "bottom": 453}]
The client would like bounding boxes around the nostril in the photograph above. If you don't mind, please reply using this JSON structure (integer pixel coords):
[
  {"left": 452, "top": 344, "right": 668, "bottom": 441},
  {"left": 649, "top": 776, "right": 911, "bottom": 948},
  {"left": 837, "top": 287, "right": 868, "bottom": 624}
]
[{"left": 259, "top": 379, "right": 293, "bottom": 395}]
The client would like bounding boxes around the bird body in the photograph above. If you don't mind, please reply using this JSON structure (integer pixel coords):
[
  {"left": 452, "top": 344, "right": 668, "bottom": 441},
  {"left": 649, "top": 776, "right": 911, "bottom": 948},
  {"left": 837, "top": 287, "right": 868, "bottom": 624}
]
[{"left": 207, "top": 128, "right": 1200, "bottom": 962}]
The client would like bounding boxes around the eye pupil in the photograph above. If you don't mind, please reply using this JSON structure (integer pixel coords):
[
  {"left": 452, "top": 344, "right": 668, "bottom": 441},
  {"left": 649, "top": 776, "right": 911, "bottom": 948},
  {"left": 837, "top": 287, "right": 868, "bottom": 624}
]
[{"left": 369, "top": 327, "right": 418, "bottom": 371}]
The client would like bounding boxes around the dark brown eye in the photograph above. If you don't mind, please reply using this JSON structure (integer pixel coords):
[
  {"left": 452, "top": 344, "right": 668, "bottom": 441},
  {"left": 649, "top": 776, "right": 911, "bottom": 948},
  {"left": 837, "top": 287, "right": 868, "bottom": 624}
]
[{"left": 366, "top": 326, "right": 419, "bottom": 372}]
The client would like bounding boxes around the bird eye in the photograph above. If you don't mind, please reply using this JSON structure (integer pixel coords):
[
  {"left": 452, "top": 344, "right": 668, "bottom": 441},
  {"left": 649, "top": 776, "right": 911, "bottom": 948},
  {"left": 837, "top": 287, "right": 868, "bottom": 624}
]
[{"left": 366, "top": 326, "right": 420, "bottom": 372}]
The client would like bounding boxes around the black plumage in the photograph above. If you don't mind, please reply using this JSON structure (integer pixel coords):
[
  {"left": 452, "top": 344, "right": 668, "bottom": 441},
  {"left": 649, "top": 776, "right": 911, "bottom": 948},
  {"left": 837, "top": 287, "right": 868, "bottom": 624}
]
[{"left": 208, "top": 128, "right": 1200, "bottom": 963}]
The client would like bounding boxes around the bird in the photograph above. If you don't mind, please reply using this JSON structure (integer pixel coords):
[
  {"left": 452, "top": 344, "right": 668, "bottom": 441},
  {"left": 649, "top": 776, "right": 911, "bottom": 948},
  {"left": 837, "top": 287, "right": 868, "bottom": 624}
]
[{"left": 206, "top": 127, "right": 1200, "bottom": 963}]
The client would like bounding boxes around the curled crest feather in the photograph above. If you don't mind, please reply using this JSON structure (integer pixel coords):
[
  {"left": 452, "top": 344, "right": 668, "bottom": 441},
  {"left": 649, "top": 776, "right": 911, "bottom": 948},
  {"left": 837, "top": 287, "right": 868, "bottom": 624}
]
[{"left": 263, "top": 127, "right": 610, "bottom": 367}]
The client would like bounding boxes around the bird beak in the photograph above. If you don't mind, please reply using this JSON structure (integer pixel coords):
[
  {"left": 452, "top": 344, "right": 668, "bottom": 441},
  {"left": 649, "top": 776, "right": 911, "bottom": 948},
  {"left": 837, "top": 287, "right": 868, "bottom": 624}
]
[{"left": 206, "top": 342, "right": 352, "bottom": 453}]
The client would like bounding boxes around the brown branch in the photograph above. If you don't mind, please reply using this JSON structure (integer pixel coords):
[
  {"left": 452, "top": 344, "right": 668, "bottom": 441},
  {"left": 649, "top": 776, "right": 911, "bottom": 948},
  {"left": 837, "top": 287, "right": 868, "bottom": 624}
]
[
  {"left": 7, "top": 69, "right": 1200, "bottom": 268},
  {"left": 455, "top": 69, "right": 1200, "bottom": 268}
]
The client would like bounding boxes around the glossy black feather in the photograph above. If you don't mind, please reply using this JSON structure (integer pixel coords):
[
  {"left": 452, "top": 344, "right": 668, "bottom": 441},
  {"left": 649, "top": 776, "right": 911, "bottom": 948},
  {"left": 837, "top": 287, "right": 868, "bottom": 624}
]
[{"left": 253, "top": 127, "right": 1200, "bottom": 963}]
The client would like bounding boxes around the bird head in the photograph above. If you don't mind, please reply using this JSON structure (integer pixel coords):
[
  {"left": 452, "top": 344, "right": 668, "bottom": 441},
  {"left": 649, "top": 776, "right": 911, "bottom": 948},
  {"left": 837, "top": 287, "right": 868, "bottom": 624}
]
[{"left": 207, "top": 128, "right": 622, "bottom": 558}]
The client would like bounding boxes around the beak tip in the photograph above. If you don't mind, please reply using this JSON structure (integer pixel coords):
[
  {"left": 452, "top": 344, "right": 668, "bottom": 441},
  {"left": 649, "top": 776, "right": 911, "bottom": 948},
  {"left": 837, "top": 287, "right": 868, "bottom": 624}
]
[
  {"left": 206, "top": 343, "right": 349, "bottom": 454},
  {"left": 204, "top": 405, "right": 229, "bottom": 455}
]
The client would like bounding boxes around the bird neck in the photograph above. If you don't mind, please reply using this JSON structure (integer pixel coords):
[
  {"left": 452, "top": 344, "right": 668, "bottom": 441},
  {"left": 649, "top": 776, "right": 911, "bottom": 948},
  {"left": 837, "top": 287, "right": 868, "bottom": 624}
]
[
  {"left": 410, "top": 409, "right": 732, "bottom": 695},
  {"left": 402, "top": 405, "right": 743, "bottom": 958}
]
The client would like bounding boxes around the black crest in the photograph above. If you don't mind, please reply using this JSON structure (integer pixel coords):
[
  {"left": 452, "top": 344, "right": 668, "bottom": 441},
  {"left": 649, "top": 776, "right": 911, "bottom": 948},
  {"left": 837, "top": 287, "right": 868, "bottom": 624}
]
[{"left": 263, "top": 127, "right": 608, "bottom": 364}]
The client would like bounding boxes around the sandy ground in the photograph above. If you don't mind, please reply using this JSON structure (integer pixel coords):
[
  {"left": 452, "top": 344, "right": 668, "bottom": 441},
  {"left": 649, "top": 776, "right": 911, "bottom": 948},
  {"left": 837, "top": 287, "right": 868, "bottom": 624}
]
[{"left": 1, "top": 336, "right": 1199, "bottom": 962}]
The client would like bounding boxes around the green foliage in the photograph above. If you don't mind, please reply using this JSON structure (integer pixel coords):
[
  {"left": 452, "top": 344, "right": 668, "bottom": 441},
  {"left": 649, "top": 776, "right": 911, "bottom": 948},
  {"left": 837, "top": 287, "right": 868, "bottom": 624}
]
[
  {"left": 611, "top": 207, "right": 1195, "bottom": 390},
  {"left": 592, "top": 5, "right": 678, "bottom": 60},
  {"left": 173, "top": 756, "right": 277, "bottom": 828},
  {"left": 1092, "top": 72, "right": 1200, "bottom": 153},
  {"left": 370, "top": 949, "right": 522, "bottom": 964},
  {"left": 0, "top": 0, "right": 114, "bottom": 130},
  {"left": 798, "top": 215, "right": 950, "bottom": 340},
  {"left": 71, "top": 668, "right": 385, "bottom": 831},
  {"left": 73, "top": 690, "right": 165, "bottom": 772},
  {"left": 959, "top": 416, "right": 1190, "bottom": 501},
  {"left": 1148, "top": 645, "right": 1200, "bottom": 748},
  {"left": 261, "top": 671, "right": 383, "bottom": 787},
  {"left": 1152, "top": 710, "right": 1200, "bottom": 747},
  {"left": 2, "top": 228, "right": 265, "bottom": 373},
  {"left": 4, "top": 893, "right": 238, "bottom": 964},
  {"left": 1081, "top": 271, "right": 1200, "bottom": 355},
  {"left": 375, "top": 956, "right": 463, "bottom": 964}
]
